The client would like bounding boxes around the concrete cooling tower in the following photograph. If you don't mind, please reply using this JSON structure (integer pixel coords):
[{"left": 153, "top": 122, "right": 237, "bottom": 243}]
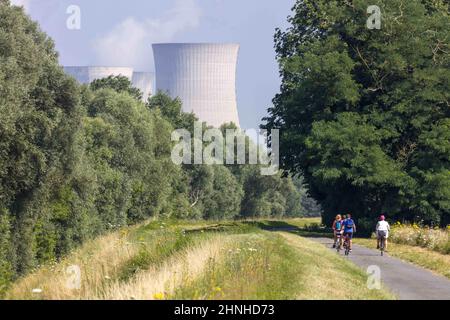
[
  {"left": 63, "top": 66, "right": 134, "bottom": 84},
  {"left": 132, "top": 72, "right": 154, "bottom": 102},
  {"left": 152, "top": 43, "right": 241, "bottom": 128}
]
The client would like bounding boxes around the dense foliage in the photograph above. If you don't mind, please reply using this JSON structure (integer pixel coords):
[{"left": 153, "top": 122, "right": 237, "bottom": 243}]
[
  {"left": 90, "top": 75, "right": 143, "bottom": 101},
  {"left": 263, "top": 0, "right": 450, "bottom": 229},
  {"left": 0, "top": 2, "right": 315, "bottom": 291}
]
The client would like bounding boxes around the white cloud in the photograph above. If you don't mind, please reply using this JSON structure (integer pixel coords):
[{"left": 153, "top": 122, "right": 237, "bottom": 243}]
[
  {"left": 92, "top": 0, "right": 202, "bottom": 71},
  {"left": 10, "top": 0, "right": 31, "bottom": 11}
]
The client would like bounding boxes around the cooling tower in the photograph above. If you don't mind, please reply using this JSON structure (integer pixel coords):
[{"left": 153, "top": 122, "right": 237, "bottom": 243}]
[
  {"left": 132, "top": 72, "right": 154, "bottom": 102},
  {"left": 63, "top": 66, "right": 134, "bottom": 84},
  {"left": 152, "top": 43, "right": 241, "bottom": 128}
]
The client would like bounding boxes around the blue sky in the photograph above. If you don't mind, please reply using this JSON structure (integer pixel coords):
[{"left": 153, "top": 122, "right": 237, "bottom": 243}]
[{"left": 12, "top": 0, "right": 294, "bottom": 130}]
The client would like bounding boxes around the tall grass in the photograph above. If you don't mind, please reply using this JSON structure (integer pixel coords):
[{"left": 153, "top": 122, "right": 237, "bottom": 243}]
[
  {"left": 5, "top": 226, "right": 141, "bottom": 299},
  {"left": 100, "top": 235, "right": 232, "bottom": 300},
  {"left": 5, "top": 221, "right": 216, "bottom": 299},
  {"left": 171, "top": 233, "right": 299, "bottom": 299},
  {"left": 5, "top": 220, "right": 251, "bottom": 300},
  {"left": 386, "top": 222, "right": 450, "bottom": 254}
]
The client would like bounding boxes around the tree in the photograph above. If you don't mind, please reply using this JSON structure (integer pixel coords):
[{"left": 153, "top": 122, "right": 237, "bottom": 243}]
[
  {"left": 263, "top": 0, "right": 450, "bottom": 227},
  {"left": 202, "top": 165, "right": 244, "bottom": 220},
  {"left": 147, "top": 90, "right": 199, "bottom": 134},
  {"left": 90, "top": 75, "right": 143, "bottom": 101},
  {"left": 292, "top": 176, "right": 322, "bottom": 217},
  {"left": 0, "top": 1, "right": 81, "bottom": 280},
  {"left": 81, "top": 88, "right": 187, "bottom": 224}
]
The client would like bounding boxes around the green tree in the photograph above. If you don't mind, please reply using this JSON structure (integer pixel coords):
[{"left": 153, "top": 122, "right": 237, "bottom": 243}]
[
  {"left": 263, "top": 0, "right": 450, "bottom": 227},
  {"left": 291, "top": 176, "right": 321, "bottom": 217},
  {"left": 90, "top": 75, "right": 143, "bottom": 101},
  {"left": 81, "top": 88, "right": 186, "bottom": 224},
  {"left": 202, "top": 165, "right": 244, "bottom": 220},
  {"left": 147, "top": 90, "right": 200, "bottom": 135},
  {"left": 0, "top": 1, "right": 81, "bottom": 275}
]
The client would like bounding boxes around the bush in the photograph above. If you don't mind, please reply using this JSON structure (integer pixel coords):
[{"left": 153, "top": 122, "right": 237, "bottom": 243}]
[{"left": 390, "top": 222, "right": 450, "bottom": 254}]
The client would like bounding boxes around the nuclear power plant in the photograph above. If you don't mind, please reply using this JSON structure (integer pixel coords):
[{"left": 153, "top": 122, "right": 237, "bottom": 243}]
[
  {"left": 153, "top": 43, "right": 240, "bottom": 128},
  {"left": 131, "top": 72, "right": 153, "bottom": 101},
  {"left": 64, "top": 42, "right": 241, "bottom": 128}
]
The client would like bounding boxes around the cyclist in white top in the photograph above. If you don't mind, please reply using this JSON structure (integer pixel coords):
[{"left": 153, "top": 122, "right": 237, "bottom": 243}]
[{"left": 376, "top": 215, "right": 390, "bottom": 250}]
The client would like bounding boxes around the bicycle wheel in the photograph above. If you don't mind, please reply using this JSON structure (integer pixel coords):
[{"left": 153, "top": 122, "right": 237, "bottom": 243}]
[{"left": 380, "top": 237, "right": 385, "bottom": 256}]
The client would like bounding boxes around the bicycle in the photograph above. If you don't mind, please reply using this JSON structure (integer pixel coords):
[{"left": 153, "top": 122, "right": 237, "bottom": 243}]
[
  {"left": 344, "top": 234, "right": 351, "bottom": 256},
  {"left": 334, "top": 233, "right": 342, "bottom": 253},
  {"left": 379, "top": 233, "right": 387, "bottom": 256}
]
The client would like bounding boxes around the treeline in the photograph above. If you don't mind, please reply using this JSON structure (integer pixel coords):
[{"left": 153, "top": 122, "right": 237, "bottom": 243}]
[
  {"left": 263, "top": 0, "right": 450, "bottom": 232},
  {"left": 0, "top": 3, "right": 318, "bottom": 290}
]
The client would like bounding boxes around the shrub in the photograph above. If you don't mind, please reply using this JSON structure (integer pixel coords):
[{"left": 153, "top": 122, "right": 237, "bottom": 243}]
[{"left": 390, "top": 222, "right": 450, "bottom": 254}]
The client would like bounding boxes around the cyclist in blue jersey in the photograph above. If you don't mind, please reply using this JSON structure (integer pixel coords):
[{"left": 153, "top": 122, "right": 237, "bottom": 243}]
[{"left": 342, "top": 213, "right": 356, "bottom": 252}]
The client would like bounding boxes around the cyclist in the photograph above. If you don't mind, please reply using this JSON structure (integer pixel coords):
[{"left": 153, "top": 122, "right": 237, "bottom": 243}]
[
  {"left": 341, "top": 215, "right": 347, "bottom": 247},
  {"left": 342, "top": 213, "right": 356, "bottom": 252},
  {"left": 376, "top": 215, "right": 390, "bottom": 251},
  {"left": 332, "top": 215, "right": 343, "bottom": 249}
]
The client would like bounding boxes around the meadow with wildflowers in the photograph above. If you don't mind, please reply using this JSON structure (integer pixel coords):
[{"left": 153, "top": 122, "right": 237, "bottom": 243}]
[{"left": 384, "top": 222, "right": 450, "bottom": 254}]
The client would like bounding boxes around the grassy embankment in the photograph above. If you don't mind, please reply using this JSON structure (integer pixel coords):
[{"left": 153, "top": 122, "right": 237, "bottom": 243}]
[{"left": 5, "top": 218, "right": 393, "bottom": 300}]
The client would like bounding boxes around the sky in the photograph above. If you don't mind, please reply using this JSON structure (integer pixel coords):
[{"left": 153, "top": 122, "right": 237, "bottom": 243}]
[{"left": 11, "top": 0, "right": 294, "bottom": 130}]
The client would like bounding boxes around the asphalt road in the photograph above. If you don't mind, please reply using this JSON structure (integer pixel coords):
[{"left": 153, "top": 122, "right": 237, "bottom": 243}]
[{"left": 311, "top": 237, "right": 450, "bottom": 300}]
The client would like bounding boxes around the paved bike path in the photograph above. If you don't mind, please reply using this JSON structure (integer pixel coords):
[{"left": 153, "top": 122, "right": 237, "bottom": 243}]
[{"left": 310, "top": 237, "right": 450, "bottom": 300}]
